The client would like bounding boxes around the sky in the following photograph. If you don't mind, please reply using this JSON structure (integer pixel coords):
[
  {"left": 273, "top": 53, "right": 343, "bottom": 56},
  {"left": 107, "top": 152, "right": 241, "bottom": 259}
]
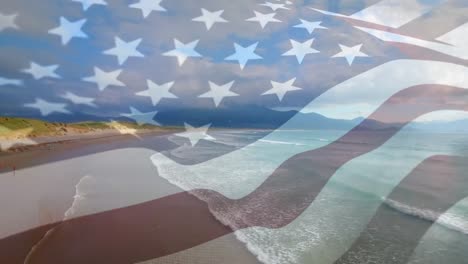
[{"left": 0, "top": 0, "right": 467, "bottom": 123}]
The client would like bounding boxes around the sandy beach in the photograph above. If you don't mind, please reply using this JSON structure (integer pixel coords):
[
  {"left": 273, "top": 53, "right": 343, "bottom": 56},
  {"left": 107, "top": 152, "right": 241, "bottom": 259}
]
[{"left": 0, "top": 130, "right": 261, "bottom": 264}]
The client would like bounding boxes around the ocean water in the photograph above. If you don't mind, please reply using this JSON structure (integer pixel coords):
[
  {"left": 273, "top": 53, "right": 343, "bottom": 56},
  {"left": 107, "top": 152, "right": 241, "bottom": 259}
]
[{"left": 153, "top": 128, "right": 468, "bottom": 264}]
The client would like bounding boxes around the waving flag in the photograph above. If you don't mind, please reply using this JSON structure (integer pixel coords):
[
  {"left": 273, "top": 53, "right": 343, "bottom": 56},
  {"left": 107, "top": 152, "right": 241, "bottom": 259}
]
[{"left": 0, "top": 0, "right": 468, "bottom": 264}]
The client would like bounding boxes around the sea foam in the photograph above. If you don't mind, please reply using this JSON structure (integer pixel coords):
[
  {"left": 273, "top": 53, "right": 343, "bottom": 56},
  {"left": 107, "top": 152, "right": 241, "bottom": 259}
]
[{"left": 384, "top": 198, "right": 468, "bottom": 235}]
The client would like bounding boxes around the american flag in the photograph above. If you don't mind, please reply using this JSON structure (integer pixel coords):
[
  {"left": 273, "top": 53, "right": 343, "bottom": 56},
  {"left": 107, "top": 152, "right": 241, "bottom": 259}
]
[{"left": 0, "top": 0, "right": 468, "bottom": 263}]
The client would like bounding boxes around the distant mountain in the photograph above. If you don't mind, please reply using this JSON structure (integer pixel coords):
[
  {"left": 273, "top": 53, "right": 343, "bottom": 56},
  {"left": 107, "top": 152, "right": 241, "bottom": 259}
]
[
  {"left": 155, "top": 105, "right": 296, "bottom": 129},
  {"left": 286, "top": 112, "right": 468, "bottom": 133},
  {"left": 6, "top": 105, "right": 296, "bottom": 129},
  {"left": 155, "top": 106, "right": 400, "bottom": 130},
  {"left": 8, "top": 105, "right": 468, "bottom": 132}
]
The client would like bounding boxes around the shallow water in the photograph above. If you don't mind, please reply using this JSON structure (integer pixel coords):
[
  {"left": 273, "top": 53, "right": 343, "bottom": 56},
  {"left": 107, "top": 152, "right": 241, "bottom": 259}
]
[{"left": 155, "top": 129, "right": 468, "bottom": 264}]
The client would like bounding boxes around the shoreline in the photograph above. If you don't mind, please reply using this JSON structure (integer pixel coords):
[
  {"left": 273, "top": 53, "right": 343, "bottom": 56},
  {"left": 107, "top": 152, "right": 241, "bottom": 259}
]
[
  {"left": 0, "top": 127, "right": 178, "bottom": 154},
  {"left": 0, "top": 128, "right": 181, "bottom": 174},
  {"left": 0, "top": 126, "right": 262, "bottom": 264}
]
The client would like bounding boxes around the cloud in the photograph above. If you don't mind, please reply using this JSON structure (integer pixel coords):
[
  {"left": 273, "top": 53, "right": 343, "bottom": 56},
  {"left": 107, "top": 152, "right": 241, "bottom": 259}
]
[{"left": 1, "top": 0, "right": 466, "bottom": 122}]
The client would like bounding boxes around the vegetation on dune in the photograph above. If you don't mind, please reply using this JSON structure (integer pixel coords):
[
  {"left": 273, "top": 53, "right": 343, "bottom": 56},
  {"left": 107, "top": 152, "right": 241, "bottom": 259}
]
[{"left": 0, "top": 117, "right": 165, "bottom": 139}]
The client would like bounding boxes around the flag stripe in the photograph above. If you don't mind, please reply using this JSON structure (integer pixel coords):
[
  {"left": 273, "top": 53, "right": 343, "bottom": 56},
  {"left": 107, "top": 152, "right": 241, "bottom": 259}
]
[
  {"left": 310, "top": 0, "right": 442, "bottom": 28},
  {"left": 355, "top": 27, "right": 468, "bottom": 60},
  {"left": 399, "top": 0, "right": 468, "bottom": 40},
  {"left": 349, "top": 0, "right": 442, "bottom": 28},
  {"left": 311, "top": 1, "right": 468, "bottom": 45},
  {"left": 299, "top": 60, "right": 468, "bottom": 119},
  {"left": 335, "top": 155, "right": 468, "bottom": 264},
  {"left": 6, "top": 84, "right": 468, "bottom": 264},
  {"left": 251, "top": 111, "right": 468, "bottom": 264},
  {"left": 436, "top": 21, "right": 468, "bottom": 47}
]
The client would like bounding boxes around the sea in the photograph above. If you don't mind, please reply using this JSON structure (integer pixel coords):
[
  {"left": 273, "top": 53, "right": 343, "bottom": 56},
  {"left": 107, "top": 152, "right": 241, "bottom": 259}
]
[{"left": 152, "top": 125, "right": 468, "bottom": 264}]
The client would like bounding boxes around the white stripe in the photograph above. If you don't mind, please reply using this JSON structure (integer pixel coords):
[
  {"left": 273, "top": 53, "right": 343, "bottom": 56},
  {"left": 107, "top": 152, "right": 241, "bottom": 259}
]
[
  {"left": 311, "top": 0, "right": 443, "bottom": 28},
  {"left": 232, "top": 110, "right": 468, "bottom": 264},
  {"left": 356, "top": 26, "right": 468, "bottom": 60},
  {"left": 350, "top": 0, "right": 442, "bottom": 28},
  {"left": 300, "top": 59, "right": 468, "bottom": 119},
  {"left": 436, "top": 21, "right": 468, "bottom": 48},
  {"left": 410, "top": 197, "right": 468, "bottom": 262}
]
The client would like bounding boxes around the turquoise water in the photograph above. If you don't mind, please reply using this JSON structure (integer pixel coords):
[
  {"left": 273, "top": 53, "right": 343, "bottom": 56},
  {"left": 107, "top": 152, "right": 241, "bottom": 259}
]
[{"left": 154, "top": 129, "right": 468, "bottom": 264}]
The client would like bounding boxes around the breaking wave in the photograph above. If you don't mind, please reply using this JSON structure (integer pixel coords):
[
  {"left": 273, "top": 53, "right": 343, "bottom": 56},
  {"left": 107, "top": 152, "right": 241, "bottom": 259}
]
[
  {"left": 258, "top": 139, "right": 307, "bottom": 146},
  {"left": 384, "top": 198, "right": 468, "bottom": 235}
]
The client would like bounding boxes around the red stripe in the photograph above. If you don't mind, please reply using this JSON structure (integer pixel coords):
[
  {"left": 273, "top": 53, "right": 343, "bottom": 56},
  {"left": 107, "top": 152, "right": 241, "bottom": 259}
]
[
  {"left": 398, "top": 0, "right": 468, "bottom": 40},
  {"left": 335, "top": 155, "right": 468, "bottom": 264},
  {"left": 3, "top": 84, "right": 466, "bottom": 264}
]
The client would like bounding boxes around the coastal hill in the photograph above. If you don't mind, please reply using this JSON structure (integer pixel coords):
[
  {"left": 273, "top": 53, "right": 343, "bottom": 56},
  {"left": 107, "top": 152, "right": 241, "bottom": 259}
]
[
  {"left": 0, "top": 117, "right": 165, "bottom": 139},
  {"left": 0, "top": 117, "right": 178, "bottom": 152},
  {"left": 1, "top": 105, "right": 467, "bottom": 142}
]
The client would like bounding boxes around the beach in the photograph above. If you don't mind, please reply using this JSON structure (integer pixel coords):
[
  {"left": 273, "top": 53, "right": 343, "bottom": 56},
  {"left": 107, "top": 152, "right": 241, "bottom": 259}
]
[
  {"left": 0, "top": 127, "right": 467, "bottom": 264},
  {"left": 0, "top": 130, "right": 261, "bottom": 264}
]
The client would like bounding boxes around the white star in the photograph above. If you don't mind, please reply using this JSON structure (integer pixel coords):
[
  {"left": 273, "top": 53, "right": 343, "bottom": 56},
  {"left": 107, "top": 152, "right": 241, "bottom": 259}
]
[
  {"left": 260, "top": 2, "right": 289, "bottom": 11},
  {"left": 246, "top": 11, "right": 281, "bottom": 29},
  {"left": 175, "top": 123, "right": 215, "bottom": 146},
  {"left": 136, "top": 80, "right": 177, "bottom": 106},
  {"left": 0, "top": 126, "right": 36, "bottom": 151},
  {"left": 24, "top": 98, "right": 70, "bottom": 116},
  {"left": 199, "top": 81, "right": 238, "bottom": 107},
  {"left": 48, "top": 17, "right": 88, "bottom": 45},
  {"left": 262, "top": 78, "right": 302, "bottom": 101},
  {"left": 61, "top": 92, "right": 96, "bottom": 107},
  {"left": 130, "top": 0, "right": 166, "bottom": 18},
  {"left": 22, "top": 62, "right": 60, "bottom": 80},
  {"left": 225, "top": 42, "right": 262, "bottom": 70},
  {"left": 83, "top": 67, "right": 124, "bottom": 91},
  {"left": 282, "top": 38, "right": 319, "bottom": 64},
  {"left": 192, "top": 8, "right": 228, "bottom": 30},
  {"left": 71, "top": 0, "right": 107, "bottom": 11},
  {"left": 0, "top": 12, "right": 18, "bottom": 31},
  {"left": 293, "top": 19, "right": 327, "bottom": 34},
  {"left": 104, "top": 37, "right": 144, "bottom": 65},
  {"left": 163, "top": 39, "right": 202, "bottom": 66},
  {"left": 121, "top": 106, "right": 159, "bottom": 126},
  {"left": 0, "top": 77, "right": 22, "bottom": 86},
  {"left": 332, "top": 44, "right": 368, "bottom": 65}
]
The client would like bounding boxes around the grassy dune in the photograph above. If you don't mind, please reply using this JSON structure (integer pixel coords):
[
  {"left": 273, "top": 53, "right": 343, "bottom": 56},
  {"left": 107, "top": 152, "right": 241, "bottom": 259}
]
[{"left": 0, "top": 117, "right": 168, "bottom": 139}]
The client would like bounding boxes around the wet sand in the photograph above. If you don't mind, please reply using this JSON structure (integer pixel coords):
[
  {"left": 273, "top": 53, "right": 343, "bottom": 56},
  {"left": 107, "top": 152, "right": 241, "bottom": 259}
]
[{"left": 0, "top": 132, "right": 261, "bottom": 264}]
